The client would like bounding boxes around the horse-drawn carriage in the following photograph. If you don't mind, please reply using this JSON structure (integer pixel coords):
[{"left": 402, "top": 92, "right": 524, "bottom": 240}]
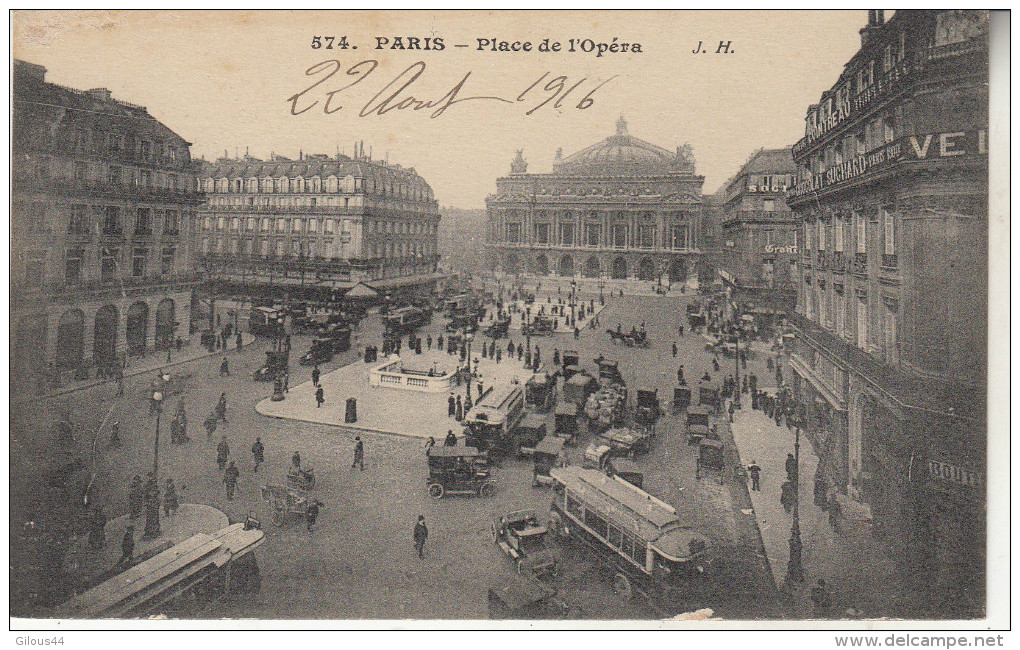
[
  {"left": 606, "top": 328, "right": 649, "bottom": 348},
  {"left": 261, "top": 484, "right": 312, "bottom": 527},
  {"left": 523, "top": 315, "right": 556, "bottom": 336}
]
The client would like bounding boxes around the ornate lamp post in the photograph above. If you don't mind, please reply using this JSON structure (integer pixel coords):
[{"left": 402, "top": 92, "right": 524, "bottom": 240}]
[
  {"left": 464, "top": 332, "right": 474, "bottom": 399},
  {"left": 732, "top": 322, "right": 742, "bottom": 410},
  {"left": 786, "top": 418, "right": 805, "bottom": 584},
  {"left": 143, "top": 389, "right": 164, "bottom": 540}
]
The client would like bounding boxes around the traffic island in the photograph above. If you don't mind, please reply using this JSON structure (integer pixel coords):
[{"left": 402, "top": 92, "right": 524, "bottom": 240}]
[{"left": 255, "top": 349, "right": 534, "bottom": 440}]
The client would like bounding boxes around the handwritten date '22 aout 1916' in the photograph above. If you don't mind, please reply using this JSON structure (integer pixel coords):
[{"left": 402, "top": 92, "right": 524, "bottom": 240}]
[{"left": 287, "top": 59, "right": 617, "bottom": 119}]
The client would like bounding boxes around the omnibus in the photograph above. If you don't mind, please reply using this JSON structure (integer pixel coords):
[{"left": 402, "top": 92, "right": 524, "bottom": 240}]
[
  {"left": 384, "top": 306, "right": 430, "bottom": 334},
  {"left": 463, "top": 385, "right": 526, "bottom": 455},
  {"left": 249, "top": 306, "right": 285, "bottom": 337},
  {"left": 548, "top": 466, "right": 711, "bottom": 613},
  {"left": 55, "top": 523, "right": 264, "bottom": 619}
]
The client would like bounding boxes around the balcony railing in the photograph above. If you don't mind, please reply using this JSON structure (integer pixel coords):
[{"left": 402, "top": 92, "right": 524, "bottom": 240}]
[
  {"left": 830, "top": 251, "right": 846, "bottom": 274},
  {"left": 816, "top": 250, "right": 828, "bottom": 271},
  {"left": 13, "top": 176, "right": 204, "bottom": 203},
  {"left": 881, "top": 253, "right": 898, "bottom": 270}
]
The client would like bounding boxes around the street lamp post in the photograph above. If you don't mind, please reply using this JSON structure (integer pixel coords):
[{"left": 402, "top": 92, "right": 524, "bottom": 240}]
[
  {"left": 733, "top": 323, "right": 742, "bottom": 410},
  {"left": 786, "top": 421, "right": 805, "bottom": 584},
  {"left": 143, "top": 389, "right": 164, "bottom": 540},
  {"left": 465, "top": 332, "right": 474, "bottom": 399}
]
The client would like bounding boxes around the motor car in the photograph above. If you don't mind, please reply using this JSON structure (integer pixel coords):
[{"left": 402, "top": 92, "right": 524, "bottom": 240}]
[
  {"left": 425, "top": 446, "right": 495, "bottom": 499},
  {"left": 491, "top": 510, "right": 559, "bottom": 576}
]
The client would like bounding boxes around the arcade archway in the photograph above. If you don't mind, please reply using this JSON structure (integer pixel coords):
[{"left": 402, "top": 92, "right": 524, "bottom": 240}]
[
  {"left": 669, "top": 258, "right": 687, "bottom": 283},
  {"left": 559, "top": 255, "right": 574, "bottom": 277},
  {"left": 94, "top": 305, "right": 119, "bottom": 368},
  {"left": 154, "top": 299, "right": 176, "bottom": 350},
  {"left": 611, "top": 256, "right": 627, "bottom": 279},
  {"left": 126, "top": 301, "right": 149, "bottom": 355},
  {"left": 584, "top": 256, "right": 601, "bottom": 278},
  {"left": 535, "top": 254, "right": 549, "bottom": 276},
  {"left": 504, "top": 253, "right": 521, "bottom": 274},
  {"left": 637, "top": 257, "right": 655, "bottom": 281}
]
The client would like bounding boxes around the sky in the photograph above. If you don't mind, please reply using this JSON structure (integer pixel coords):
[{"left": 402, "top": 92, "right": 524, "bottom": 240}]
[{"left": 13, "top": 10, "right": 866, "bottom": 208}]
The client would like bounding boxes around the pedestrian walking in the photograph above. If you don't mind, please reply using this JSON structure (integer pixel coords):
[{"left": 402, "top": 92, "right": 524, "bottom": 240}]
[
  {"left": 236, "top": 331, "right": 243, "bottom": 350},
  {"left": 678, "top": 324, "right": 684, "bottom": 337},
  {"left": 437, "top": 334, "right": 444, "bottom": 350},
  {"left": 311, "top": 366, "right": 321, "bottom": 387},
  {"left": 811, "top": 579, "right": 833, "bottom": 613},
  {"left": 352, "top": 436, "right": 364, "bottom": 470},
  {"left": 747, "top": 461, "right": 762, "bottom": 491},
  {"left": 216, "top": 393, "right": 228, "bottom": 423},
  {"left": 495, "top": 348, "right": 502, "bottom": 363},
  {"left": 315, "top": 385, "right": 325, "bottom": 408},
  {"left": 728, "top": 400, "right": 736, "bottom": 423},
  {"left": 672, "top": 341, "right": 678, "bottom": 358},
  {"left": 118, "top": 525, "right": 135, "bottom": 565},
  {"left": 677, "top": 365, "right": 685, "bottom": 386},
  {"left": 448, "top": 393, "right": 456, "bottom": 417},
  {"left": 220, "top": 357, "right": 230, "bottom": 377},
  {"left": 455, "top": 396, "right": 464, "bottom": 421},
  {"left": 413, "top": 515, "right": 429, "bottom": 558},
  {"left": 574, "top": 326, "right": 580, "bottom": 339},
  {"left": 305, "top": 498, "right": 321, "bottom": 531},
  {"left": 445, "top": 430, "right": 457, "bottom": 446},
  {"left": 553, "top": 349, "right": 560, "bottom": 366},
  {"left": 252, "top": 436, "right": 265, "bottom": 473},
  {"left": 217, "top": 436, "right": 230, "bottom": 471},
  {"left": 223, "top": 461, "right": 240, "bottom": 500},
  {"left": 163, "top": 479, "right": 179, "bottom": 517}
]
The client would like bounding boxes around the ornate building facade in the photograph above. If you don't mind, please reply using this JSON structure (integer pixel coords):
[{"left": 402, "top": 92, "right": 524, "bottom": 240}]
[
  {"left": 11, "top": 60, "right": 203, "bottom": 388},
  {"left": 195, "top": 145, "right": 441, "bottom": 301},
  {"left": 486, "top": 118, "right": 704, "bottom": 285},
  {"left": 717, "top": 147, "right": 799, "bottom": 312},
  {"left": 787, "top": 10, "right": 988, "bottom": 615}
]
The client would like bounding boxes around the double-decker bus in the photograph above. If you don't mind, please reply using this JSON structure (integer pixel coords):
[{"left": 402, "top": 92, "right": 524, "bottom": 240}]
[
  {"left": 463, "top": 385, "right": 526, "bottom": 455},
  {"left": 548, "top": 466, "right": 711, "bottom": 613}
]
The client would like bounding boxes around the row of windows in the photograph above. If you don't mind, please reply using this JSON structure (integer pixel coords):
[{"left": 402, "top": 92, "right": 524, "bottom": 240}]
[
  {"left": 201, "top": 175, "right": 432, "bottom": 202},
  {"left": 802, "top": 279, "right": 899, "bottom": 364},
  {"left": 201, "top": 237, "right": 433, "bottom": 259},
  {"left": 497, "top": 209, "right": 697, "bottom": 222},
  {"left": 564, "top": 493, "right": 646, "bottom": 567},
  {"left": 67, "top": 127, "right": 186, "bottom": 166},
  {"left": 505, "top": 223, "right": 692, "bottom": 249},
  {"left": 55, "top": 158, "right": 190, "bottom": 191},
  {"left": 802, "top": 207, "right": 895, "bottom": 256},
  {"left": 13, "top": 201, "right": 185, "bottom": 237},
  {"left": 21, "top": 245, "right": 177, "bottom": 287},
  {"left": 201, "top": 215, "right": 437, "bottom": 236}
]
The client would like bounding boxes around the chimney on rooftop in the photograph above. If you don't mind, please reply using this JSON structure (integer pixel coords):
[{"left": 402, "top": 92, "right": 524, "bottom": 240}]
[{"left": 860, "top": 9, "right": 887, "bottom": 46}]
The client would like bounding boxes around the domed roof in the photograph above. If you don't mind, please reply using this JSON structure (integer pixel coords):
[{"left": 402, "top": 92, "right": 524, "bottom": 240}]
[{"left": 554, "top": 117, "right": 694, "bottom": 176}]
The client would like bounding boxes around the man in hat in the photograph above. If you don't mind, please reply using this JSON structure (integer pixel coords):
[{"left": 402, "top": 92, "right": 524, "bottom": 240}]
[
  {"left": 217, "top": 436, "right": 230, "bottom": 471},
  {"left": 352, "top": 436, "right": 364, "bottom": 470},
  {"left": 315, "top": 385, "right": 325, "bottom": 408},
  {"left": 413, "top": 515, "right": 429, "bottom": 558},
  {"left": 747, "top": 461, "right": 762, "bottom": 492},
  {"left": 223, "top": 461, "right": 240, "bottom": 500},
  {"left": 252, "top": 436, "right": 265, "bottom": 473},
  {"left": 306, "top": 498, "right": 321, "bottom": 532},
  {"left": 445, "top": 430, "right": 458, "bottom": 446},
  {"left": 163, "top": 479, "right": 179, "bottom": 517},
  {"left": 311, "top": 366, "right": 321, "bottom": 387},
  {"left": 448, "top": 393, "right": 456, "bottom": 418}
]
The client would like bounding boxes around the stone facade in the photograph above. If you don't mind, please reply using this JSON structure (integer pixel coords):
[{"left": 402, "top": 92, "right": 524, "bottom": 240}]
[
  {"left": 486, "top": 118, "right": 704, "bottom": 286},
  {"left": 717, "top": 147, "right": 799, "bottom": 311},
  {"left": 786, "top": 10, "right": 988, "bottom": 616},
  {"left": 196, "top": 144, "right": 441, "bottom": 301},
  {"left": 11, "top": 60, "right": 203, "bottom": 386}
]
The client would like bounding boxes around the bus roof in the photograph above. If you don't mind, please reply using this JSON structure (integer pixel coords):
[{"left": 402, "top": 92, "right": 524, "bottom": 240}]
[
  {"left": 427, "top": 445, "right": 485, "bottom": 458},
  {"left": 57, "top": 524, "right": 263, "bottom": 619},
  {"left": 550, "top": 466, "right": 681, "bottom": 542}
]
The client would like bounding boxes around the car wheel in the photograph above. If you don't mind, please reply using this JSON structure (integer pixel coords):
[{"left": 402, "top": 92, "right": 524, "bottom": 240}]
[
  {"left": 613, "top": 572, "right": 633, "bottom": 601},
  {"left": 428, "top": 483, "right": 444, "bottom": 500},
  {"left": 478, "top": 482, "right": 496, "bottom": 498}
]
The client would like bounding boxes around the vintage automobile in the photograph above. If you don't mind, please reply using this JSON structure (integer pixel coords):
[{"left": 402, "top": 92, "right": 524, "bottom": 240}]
[
  {"left": 563, "top": 372, "right": 597, "bottom": 407},
  {"left": 696, "top": 438, "right": 726, "bottom": 479},
  {"left": 561, "top": 349, "right": 580, "bottom": 368},
  {"left": 634, "top": 388, "right": 661, "bottom": 427},
  {"left": 553, "top": 401, "right": 580, "bottom": 445},
  {"left": 532, "top": 436, "right": 566, "bottom": 487},
  {"left": 522, "top": 315, "right": 556, "bottom": 336},
  {"left": 698, "top": 382, "right": 721, "bottom": 411},
  {"left": 598, "top": 427, "right": 648, "bottom": 458},
  {"left": 582, "top": 440, "right": 612, "bottom": 470},
  {"left": 673, "top": 386, "right": 692, "bottom": 414},
  {"left": 426, "top": 446, "right": 496, "bottom": 499},
  {"left": 525, "top": 372, "right": 555, "bottom": 412},
  {"left": 607, "top": 328, "right": 649, "bottom": 348},
  {"left": 254, "top": 349, "right": 289, "bottom": 382},
  {"left": 515, "top": 412, "right": 548, "bottom": 458},
  {"left": 686, "top": 407, "right": 712, "bottom": 444},
  {"left": 606, "top": 456, "right": 644, "bottom": 489},
  {"left": 491, "top": 510, "right": 559, "bottom": 576},
  {"left": 299, "top": 338, "right": 335, "bottom": 366},
  {"left": 446, "top": 310, "right": 480, "bottom": 333},
  {"left": 320, "top": 324, "right": 352, "bottom": 353},
  {"left": 486, "top": 315, "right": 511, "bottom": 339},
  {"left": 596, "top": 358, "right": 625, "bottom": 386},
  {"left": 487, "top": 574, "right": 577, "bottom": 620}
]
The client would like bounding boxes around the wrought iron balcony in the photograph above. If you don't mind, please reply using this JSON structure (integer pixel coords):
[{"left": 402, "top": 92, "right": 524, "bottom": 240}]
[{"left": 881, "top": 253, "right": 898, "bottom": 270}]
